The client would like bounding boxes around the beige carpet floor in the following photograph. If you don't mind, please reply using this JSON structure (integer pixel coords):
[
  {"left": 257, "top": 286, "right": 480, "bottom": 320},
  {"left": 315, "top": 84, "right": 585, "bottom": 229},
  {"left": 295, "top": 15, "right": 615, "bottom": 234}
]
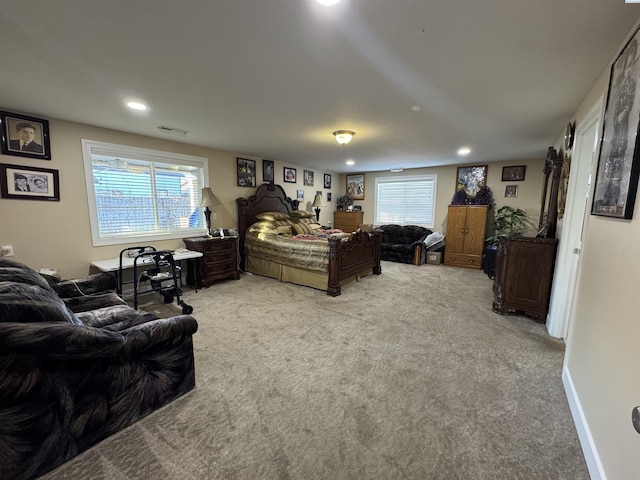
[{"left": 41, "top": 261, "right": 588, "bottom": 479}]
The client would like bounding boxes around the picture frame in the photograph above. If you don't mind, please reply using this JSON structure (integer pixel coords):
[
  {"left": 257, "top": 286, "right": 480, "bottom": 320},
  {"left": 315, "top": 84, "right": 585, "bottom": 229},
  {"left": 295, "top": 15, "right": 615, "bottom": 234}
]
[
  {"left": 0, "top": 163, "right": 60, "bottom": 201},
  {"left": 346, "top": 173, "right": 365, "bottom": 200},
  {"left": 297, "top": 189, "right": 304, "bottom": 201},
  {"left": 353, "top": 205, "right": 362, "bottom": 211},
  {"left": 456, "top": 165, "right": 487, "bottom": 197},
  {"left": 304, "top": 169, "right": 314, "bottom": 186},
  {"left": 0, "top": 110, "right": 51, "bottom": 160},
  {"left": 505, "top": 185, "right": 518, "bottom": 198},
  {"left": 327, "top": 192, "right": 332, "bottom": 202},
  {"left": 284, "top": 166, "right": 297, "bottom": 183},
  {"left": 236, "top": 157, "right": 256, "bottom": 187},
  {"left": 592, "top": 25, "right": 640, "bottom": 219},
  {"left": 262, "top": 159, "right": 274, "bottom": 183},
  {"left": 324, "top": 173, "right": 332, "bottom": 189},
  {"left": 502, "top": 165, "right": 526, "bottom": 182}
]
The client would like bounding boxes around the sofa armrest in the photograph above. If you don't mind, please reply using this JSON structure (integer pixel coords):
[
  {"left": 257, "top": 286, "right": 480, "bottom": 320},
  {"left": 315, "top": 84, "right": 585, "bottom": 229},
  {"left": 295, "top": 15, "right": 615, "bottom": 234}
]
[
  {"left": 0, "top": 322, "right": 124, "bottom": 358},
  {"left": 121, "top": 316, "right": 198, "bottom": 353},
  {"left": 56, "top": 273, "right": 117, "bottom": 298}
]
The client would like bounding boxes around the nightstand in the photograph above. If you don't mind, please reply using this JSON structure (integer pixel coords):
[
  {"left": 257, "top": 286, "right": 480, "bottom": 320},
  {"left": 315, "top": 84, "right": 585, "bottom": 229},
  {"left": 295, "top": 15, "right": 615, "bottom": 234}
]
[{"left": 183, "top": 236, "right": 240, "bottom": 288}]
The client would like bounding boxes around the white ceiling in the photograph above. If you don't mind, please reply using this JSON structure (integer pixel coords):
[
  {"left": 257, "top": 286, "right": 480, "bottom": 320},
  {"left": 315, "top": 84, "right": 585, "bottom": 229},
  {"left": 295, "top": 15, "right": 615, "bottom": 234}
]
[{"left": 1, "top": 1, "right": 639, "bottom": 173}]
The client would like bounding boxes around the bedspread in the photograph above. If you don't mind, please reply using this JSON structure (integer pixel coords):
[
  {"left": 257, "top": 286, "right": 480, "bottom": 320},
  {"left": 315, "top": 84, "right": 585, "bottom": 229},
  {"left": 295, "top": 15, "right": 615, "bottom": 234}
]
[{"left": 245, "top": 230, "right": 348, "bottom": 272}]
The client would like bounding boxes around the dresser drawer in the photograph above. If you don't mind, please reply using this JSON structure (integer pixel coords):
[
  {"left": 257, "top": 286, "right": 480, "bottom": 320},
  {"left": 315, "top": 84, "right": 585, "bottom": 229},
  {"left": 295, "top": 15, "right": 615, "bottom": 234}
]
[{"left": 443, "top": 253, "right": 482, "bottom": 269}]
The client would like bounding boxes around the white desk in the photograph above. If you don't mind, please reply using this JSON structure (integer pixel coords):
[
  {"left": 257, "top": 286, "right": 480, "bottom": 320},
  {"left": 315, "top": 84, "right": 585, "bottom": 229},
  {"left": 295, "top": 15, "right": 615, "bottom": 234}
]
[{"left": 90, "top": 249, "right": 202, "bottom": 273}]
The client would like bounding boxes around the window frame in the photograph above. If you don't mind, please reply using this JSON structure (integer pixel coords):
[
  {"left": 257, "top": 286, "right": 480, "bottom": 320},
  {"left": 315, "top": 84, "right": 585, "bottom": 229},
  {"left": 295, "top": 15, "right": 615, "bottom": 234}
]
[
  {"left": 374, "top": 174, "right": 437, "bottom": 228},
  {"left": 82, "top": 139, "right": 209, "bottom": 246}
]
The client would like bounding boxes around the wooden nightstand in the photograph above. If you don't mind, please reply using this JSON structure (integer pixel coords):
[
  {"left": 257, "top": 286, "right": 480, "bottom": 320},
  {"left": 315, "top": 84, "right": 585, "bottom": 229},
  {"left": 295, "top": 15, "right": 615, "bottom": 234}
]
[{"left": 183, "top": 236, "right": 240, "bottom": 288}]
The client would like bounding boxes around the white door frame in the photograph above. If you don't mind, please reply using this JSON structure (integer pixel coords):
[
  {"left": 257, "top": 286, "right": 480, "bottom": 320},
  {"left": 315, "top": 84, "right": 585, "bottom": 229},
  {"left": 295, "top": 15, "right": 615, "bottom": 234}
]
[{"left": 546, "top": 97, "right": 603, "bottom": 339}]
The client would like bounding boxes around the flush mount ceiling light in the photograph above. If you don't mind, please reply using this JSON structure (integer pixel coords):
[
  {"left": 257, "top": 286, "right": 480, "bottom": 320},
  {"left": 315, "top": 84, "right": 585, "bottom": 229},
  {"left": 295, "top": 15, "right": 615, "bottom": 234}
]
[
  {"left": 126, "top": 101, "right": 147, "bottom": 111},
  {"left": 333, "top": 130, "right": 355, "bottom": 145},
  {"left": 457, "top": 146, "right": 472, "bottom": 156},
  {"left": 316, "top": 0, "right": 342, "bottom": 5}
]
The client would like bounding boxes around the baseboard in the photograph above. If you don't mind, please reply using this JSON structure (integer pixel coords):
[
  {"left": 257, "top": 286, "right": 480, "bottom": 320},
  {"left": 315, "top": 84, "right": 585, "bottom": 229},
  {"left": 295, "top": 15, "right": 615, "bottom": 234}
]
[{"left": 562, "top": 366, "right": 607, "bottom": 480}]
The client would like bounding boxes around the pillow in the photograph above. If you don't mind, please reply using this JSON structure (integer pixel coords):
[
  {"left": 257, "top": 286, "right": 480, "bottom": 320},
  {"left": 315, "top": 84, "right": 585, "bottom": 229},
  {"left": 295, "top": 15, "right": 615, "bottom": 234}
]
[
  {"left": 0, "top": 282, "right": 81, "bottom": 325},
  {"left": 309, "top": 223, "right": 323, "bottom": 231},
  {"left": 248, "top": 221, "right": 277, "bottom": 234},
  {"left": 288, "top": 210, "right": 315, "bottom": 218},
  {"left": 292, "top": 222, "right": 314, "bottom": 235},
  {"left": 255, "top": 211, "right": 289, "bottom": 221},
  {"left": 276, "top": 225, "right": 293, "bottom": 235}
]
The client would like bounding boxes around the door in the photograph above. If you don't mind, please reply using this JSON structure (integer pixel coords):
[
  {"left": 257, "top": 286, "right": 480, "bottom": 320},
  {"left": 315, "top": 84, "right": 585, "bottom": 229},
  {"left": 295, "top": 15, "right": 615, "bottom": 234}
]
[{"left": 546, "top": 99, "right": 603, "bottom": 338}]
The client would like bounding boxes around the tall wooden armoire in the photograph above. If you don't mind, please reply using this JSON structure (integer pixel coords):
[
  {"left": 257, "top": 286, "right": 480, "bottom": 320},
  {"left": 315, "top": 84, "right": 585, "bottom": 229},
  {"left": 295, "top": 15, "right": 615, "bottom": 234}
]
[
  {"left": 444, "top": 205, "right": 488, "bottom": 269},
  {"left": 492, "top": 147, "right": 563, "bottom": 322}
]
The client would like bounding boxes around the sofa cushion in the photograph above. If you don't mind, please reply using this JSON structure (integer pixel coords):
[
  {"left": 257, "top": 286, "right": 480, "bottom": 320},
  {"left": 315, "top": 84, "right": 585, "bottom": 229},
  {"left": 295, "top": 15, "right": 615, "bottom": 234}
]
[{"left": 0, "top": 282, "right": 81, "bottom": 325}]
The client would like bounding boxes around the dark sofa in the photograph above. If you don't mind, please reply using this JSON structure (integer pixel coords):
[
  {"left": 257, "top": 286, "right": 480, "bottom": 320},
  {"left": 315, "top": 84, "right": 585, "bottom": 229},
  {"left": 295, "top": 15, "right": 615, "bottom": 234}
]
[
  {"left": 0, "top": 258, "right": 198, "bottom": 480},
  {"left": 377, "top": 224, "right": 433, "bottom": 265}
]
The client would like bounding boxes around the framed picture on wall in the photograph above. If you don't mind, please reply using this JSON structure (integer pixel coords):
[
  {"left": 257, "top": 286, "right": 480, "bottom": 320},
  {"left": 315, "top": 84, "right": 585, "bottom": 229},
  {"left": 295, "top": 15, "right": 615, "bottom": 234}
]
[
  {"left": 284, "top": 167, "right": 297, "bottom": 183},
  {"left": 304, "top": 170, "right": 314, "bottom": 186},
  {"left": 324, "top": 173, "right": 331, "bottom": 189},
  {"left": 346, "top": 173, "right": 365, "bottom": 200},
  {"left": 237, "top": 158, "right": 256, "bottom": 187},
  {"left": 0, "top": 163, "right": 60, "bottom": 201},
  {"left": 0, "top": 110, "right": 52, "bottom": 160},
  {"left": 456, "top": 165, "right": 487, "bottom": 197},
  {"left": 502, "top": 165, "right": 526, "bottom": 182},
  {"left": 592, "top": 25, "right": 640, "bottom": 219},
  {"left": 505, "top": 185, "right": 518, "bottom": 198},
  {"left": 262, "top": 159, "right": 274, "bottom": 183}
]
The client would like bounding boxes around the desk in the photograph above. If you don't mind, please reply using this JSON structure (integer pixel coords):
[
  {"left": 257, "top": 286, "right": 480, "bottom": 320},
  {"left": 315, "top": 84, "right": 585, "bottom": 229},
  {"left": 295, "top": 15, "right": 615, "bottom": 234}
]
[
  {"left": 90, "top": 249, "right": 202, "bottom": 273},
  {"left": 91, "top": 250, "right": 203, "bottom": 295}
]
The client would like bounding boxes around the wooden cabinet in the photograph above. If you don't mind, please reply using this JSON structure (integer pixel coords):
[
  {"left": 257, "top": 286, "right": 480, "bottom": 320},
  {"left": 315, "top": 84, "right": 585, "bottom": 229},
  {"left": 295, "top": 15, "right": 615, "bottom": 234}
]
[
  {"left": 444, "top": 205, "right": 488, "bottom": 269},
  {"left": 492, "top": 236, "right": 558, "bottom": 322},
  {"left": 183, "top": 236, "right": 240, "bottom": 288},
  {"left": 334, "top": 210, "right": 364, "bottom": 232}
]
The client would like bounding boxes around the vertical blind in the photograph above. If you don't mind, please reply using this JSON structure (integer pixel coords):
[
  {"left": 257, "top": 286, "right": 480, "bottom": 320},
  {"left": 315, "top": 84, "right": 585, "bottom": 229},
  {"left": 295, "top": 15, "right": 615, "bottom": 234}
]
[
  {"left": 375, "top": 175, "right": 437, "bottom": 227},
  {"left": 83, "top": 140, "right": 207, "bottom": 246}
]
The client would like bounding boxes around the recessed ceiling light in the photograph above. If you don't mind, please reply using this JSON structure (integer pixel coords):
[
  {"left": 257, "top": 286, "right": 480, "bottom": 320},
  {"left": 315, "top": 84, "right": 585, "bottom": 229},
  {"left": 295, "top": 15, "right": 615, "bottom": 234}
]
[
  {"left": 316, "top": 0, "right": 342, "bottom": 5},
  {"left": 127, "top": 101, "right": 148, "bottom": 111},
  {"left": 346, "top": 159, "right": 355, "bottom": 166},
  {"left": 457, "top": 147, "right": 471, "bottom": 156},
  {"left": 411, "top": 105, "right": 421, "bottom": 112}
]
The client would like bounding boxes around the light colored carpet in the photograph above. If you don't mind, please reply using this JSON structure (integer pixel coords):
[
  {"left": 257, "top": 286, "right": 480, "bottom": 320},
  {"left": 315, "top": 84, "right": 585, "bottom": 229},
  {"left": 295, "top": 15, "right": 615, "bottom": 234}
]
[{"left": 41, "top": 261, "right": 588, "bottom": 479}]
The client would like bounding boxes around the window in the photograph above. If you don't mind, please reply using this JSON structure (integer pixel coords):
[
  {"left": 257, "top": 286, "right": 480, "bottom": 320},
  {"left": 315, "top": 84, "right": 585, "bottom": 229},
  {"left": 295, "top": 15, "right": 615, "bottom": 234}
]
[
  {"left": 82, "top": 140, "right": 208, "bottom": 246},
  {"left": 375, "top": 174, "right": 437, "bottom": 228}
]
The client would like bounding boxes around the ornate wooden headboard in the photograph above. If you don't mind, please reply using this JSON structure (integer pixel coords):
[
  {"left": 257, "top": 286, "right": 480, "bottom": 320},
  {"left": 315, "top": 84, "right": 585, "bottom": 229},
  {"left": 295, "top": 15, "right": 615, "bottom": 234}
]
[{"left": 236, "top": 182, "right": 299, "bottom": 270}]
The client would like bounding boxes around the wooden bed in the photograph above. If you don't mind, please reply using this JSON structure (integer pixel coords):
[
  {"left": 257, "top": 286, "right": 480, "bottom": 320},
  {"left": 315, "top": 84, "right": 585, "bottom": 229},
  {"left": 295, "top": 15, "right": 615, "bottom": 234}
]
[{"left": 236, "top": 182, "right": 382, "bottom": 296}]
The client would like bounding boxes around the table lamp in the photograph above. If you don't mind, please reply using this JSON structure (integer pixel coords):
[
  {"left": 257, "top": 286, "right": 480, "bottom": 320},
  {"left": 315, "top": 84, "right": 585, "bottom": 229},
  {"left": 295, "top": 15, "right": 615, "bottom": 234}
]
[
  {"left": 199, "top": 187, "right": 221, "bottom": 237},
  {"left": 311, "top": 193, "right": 326, "bottom": 223}
]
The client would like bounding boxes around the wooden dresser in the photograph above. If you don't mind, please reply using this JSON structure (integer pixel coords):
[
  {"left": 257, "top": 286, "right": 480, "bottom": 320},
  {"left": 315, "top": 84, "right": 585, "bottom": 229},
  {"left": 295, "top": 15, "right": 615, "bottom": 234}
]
[
  {"left": 444, "top": 205, "right": 488, "bottom": 269},
  {"left": 492, "top": 236, "right": 558, "bottom": 322},
  {"left": 334, "top": 210, "right": 364, "bottom": 232},
  {"left": 183, "top": 236, "right": 240, "bottom": 288}
]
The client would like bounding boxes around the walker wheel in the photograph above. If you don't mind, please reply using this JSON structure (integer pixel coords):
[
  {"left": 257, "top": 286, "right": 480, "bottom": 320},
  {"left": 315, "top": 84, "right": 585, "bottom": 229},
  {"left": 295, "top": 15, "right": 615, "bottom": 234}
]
[
  {"left": 182, "top": 304, "right": 193, "bottom": 315},
  {"left": 163, "top": 294, "right": 174, "bottom": 304}
]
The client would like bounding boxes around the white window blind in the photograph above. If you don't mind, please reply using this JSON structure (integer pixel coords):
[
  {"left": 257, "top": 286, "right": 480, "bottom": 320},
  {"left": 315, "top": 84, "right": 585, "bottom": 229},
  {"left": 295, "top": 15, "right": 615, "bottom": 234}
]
[
  {"left": 375, "top": 174, "right": 437, "bottom": 227},
  {"left": 82, "top": 140, "right": 208, "bottom": 246}
]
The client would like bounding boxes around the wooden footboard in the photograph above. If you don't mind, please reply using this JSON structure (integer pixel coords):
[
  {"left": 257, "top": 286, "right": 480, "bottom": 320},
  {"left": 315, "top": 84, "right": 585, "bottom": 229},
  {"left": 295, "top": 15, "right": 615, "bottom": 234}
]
[{"left": 327, "top": 229, "right": 382, "bottom": 296}]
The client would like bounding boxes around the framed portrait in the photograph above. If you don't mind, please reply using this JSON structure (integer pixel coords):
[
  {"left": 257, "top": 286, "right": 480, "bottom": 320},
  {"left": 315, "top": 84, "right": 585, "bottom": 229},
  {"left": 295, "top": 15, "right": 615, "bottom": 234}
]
[
  {"left": 0, "top": 111, "right": 51, "bottom": 160},
  {"left": 237, "top": 158, "right": 256, "bottom": 187},
  {"left": 592, "top": 25, "right": 640, "bottom": 219},
  {"left": 502, "top": 165, "right": 526, "bottom": 182},
  {"left": 303, "top": 169, "right": 314, "bottom": 186},
  {"left": 284, "top": 167, "right": 297, "bottom": 183},
  {"left": 262, "top": 159, "right": 274, "bottom": 183},
  {"left": 456, "top": 165, "right": 487, "bottom": 197},
  {"left": 324, "top": 173, "right": 332, "bottom": 189},
  {"left": 346, "top": 173, "right": 365, "bottom": 200},
  {"left": 327, "top": 192, "right": 332, "bottom": 201},
  {"left": 505, "top": 185, "right": 518, "bottom": 198},
  {"left": 0, "top": 163, "right": 60, "bottom": 201},
  {"left": 353, "top": 205, "right": 362, "bottom": 211},
  {"left": 297, "top": 189, "right": 304, "bottom": 201}
]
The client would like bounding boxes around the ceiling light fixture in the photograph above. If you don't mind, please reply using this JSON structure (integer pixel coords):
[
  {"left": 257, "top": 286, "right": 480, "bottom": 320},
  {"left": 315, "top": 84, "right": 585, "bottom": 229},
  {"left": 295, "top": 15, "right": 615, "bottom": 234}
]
[
  {"left": 346, "top": 159, "right": 355, "bottom": 166},
  {"left": 127, "top": 101, "right": 147, "bottom": 111},
  {"left": 333, "top": 130, "right": 355, "bottom": 145},
  {"left": 457, "top": 147, "right": 472, "bottom": 156},
  {"left": 316, "top": 0, "right": 342, "bottom": 5}
]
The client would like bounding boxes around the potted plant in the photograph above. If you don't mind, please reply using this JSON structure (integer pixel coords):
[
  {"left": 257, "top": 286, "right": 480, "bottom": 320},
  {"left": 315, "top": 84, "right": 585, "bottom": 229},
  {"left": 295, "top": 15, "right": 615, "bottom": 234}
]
[
  {"left": 484, "top": 206, "right": 535, "bottom": 278},
  {"left": 336, "top": 194, "right": 353, "bottom": 211}
]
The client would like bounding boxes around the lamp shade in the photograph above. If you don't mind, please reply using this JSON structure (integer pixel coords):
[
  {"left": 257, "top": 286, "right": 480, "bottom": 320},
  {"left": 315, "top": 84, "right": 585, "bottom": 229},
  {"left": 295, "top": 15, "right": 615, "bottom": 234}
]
[
  {"left": 199, "top": 187, "right": 221, "bottom": 208},
  {"left": 333, "top": 130, "right": 355, "bottom": 145},
  {"left": 311, "top": 193, "right": 326, "bottom": 208}
]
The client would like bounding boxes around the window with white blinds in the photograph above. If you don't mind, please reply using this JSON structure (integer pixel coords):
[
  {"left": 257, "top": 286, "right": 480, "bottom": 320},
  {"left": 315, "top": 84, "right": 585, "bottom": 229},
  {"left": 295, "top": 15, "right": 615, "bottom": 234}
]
[
  {"left": 82, "top": 140, "right": 208, "bottom": 246},
  {"left": 375, "top": 174, "right": 437, "bottom": 228}
]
